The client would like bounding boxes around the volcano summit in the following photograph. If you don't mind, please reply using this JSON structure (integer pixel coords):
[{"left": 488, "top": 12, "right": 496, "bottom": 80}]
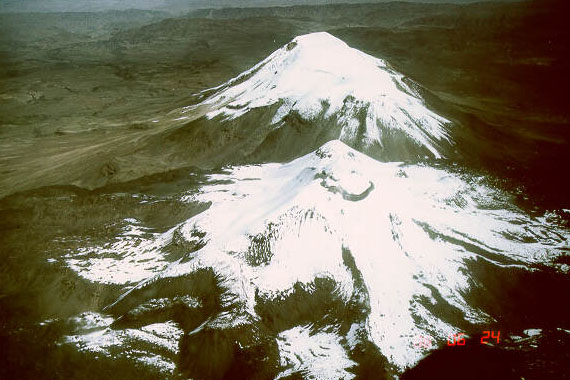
[{"left": 167, "top": 32, "right": 453, "bottom": 168}]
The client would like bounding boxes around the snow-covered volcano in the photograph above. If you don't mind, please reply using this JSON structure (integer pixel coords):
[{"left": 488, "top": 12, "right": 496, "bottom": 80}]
[
  {"left": 175, "top": 32, "right": 452, "bottom": 162},
  {"left": 59, "top": 140, "right": 569, "bottom": 378}
]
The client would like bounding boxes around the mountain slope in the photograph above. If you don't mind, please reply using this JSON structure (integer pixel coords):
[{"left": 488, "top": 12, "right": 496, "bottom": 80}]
[
  {"left": 58, "top": 140, "right": 569, "bottom": 378},
  {"left": 169, "top": 32, "right": 453, "bottom": 164}
]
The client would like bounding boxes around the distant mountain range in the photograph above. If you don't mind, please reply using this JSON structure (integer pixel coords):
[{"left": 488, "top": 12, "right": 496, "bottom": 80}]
[{"left": 0, "top": 0, "right": 521, "bottom": 14}]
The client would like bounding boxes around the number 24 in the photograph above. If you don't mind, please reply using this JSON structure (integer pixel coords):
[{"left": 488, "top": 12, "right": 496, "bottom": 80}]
[{"left": 481, "top": 330, "right": 500, "bottom": 344}]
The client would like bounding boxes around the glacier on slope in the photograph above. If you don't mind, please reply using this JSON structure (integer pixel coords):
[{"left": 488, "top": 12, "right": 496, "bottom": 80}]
[
  {"left": 176, "top": 32, "right": 452, "bottom": 161},
  {"left": 59, "top": 140, "right": 569, "bottom": 378}
]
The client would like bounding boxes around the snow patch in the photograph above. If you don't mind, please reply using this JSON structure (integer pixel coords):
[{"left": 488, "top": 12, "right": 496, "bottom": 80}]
[{"left": 277, "top": 325, "right": 356, "bottom": 380}]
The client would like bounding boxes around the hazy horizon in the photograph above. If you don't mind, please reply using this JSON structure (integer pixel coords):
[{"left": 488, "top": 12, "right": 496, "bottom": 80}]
[{"left": 0, "top": 0, "right": 523, "bottom": 13}]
